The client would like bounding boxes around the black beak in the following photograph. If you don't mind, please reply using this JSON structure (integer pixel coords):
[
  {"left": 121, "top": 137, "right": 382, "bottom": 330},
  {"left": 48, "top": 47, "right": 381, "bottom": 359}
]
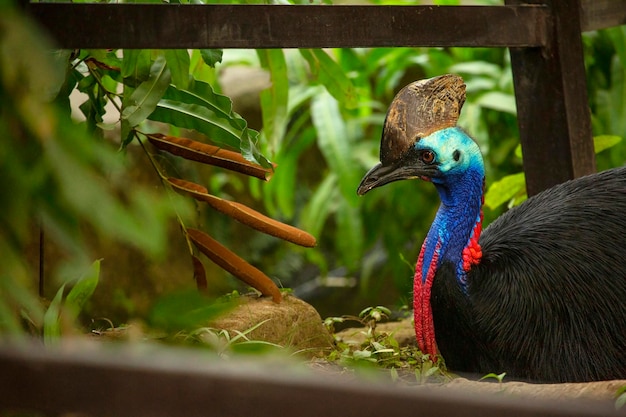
[{"left": 357, "top": 160, "right": 436, "bottom": 196}]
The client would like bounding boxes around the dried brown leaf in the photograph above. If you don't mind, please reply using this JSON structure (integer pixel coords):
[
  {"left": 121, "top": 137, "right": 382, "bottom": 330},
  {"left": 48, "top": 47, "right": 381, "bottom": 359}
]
[
  {"left": 191, "top": 255, "right": 208, "bottom": 293},
  {"left": 187, "top": 228, "right": 282, "bottom": 303},
  {"left": 147, "top": 133, "right": 274, "bottom": 180},
  {"left": 168, "top": 178, "right": 317, "bottom": 248}
]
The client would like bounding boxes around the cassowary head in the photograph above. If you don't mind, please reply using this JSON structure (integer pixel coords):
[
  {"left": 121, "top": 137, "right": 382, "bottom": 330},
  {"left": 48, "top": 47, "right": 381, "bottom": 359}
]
[{"left": 357, "top": 74, "right": 482, "bottom": 196}]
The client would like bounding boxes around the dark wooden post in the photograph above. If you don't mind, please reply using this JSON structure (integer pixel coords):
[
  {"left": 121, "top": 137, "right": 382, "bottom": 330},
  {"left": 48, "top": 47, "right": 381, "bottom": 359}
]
[{"left": 506, "top": 0, "right": 595, "bottom": 196}]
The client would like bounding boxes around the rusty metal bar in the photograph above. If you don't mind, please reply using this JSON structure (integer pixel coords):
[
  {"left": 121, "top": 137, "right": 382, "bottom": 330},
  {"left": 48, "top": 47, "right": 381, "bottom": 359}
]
[
  {"left": 0, "top": 342, "right": 620, "bottom": 417},
  {"left": 25, "top": 4, "right": 549, "bottom": 49}
]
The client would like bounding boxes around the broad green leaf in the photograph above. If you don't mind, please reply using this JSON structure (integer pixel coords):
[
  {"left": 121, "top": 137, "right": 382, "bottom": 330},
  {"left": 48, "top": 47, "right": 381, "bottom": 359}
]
[
  {"left": 148, "top": 289, "right": 233, "bottom": 332},
  {"left": 607, "top": 26, "right": 626, "bottom": 69},
  {"left": 311, "top": 90, "right": 360, "bottom": 206},
  {"left": 164, "top": 49, "right": 190, "bottom": 90},
  {"left": 484, "top": 172, "right": 526, "bottom": 210},
  {"left": 336, "top": 199, "right": 364, "bottom": 270},
  {"left": 513, "top": 135, "right": 622, "bottom": 160},
  {"left": 301, "top": 174, "right": 339, "bottom": 240},
  {"left": 616, "top": 385, "right": 626, "bottom": 410},
  {"left": 263, "top": 124, "right": 316, "bottom": 218},
  {"left": 151, "top": 100, "right": 243, "bottom": 150},
  {"left": 476, "top": 91, "right": 517, "bottom": 115},
  {"left": 44, "top": 134, "right": 183, "bottom": 258},
  {"left": 65, "top": 259, "right": 100, "bottom": 323},
  {"left": 594, "top": 135, "right": 622, "bottom": 153},
  {"left": 122, "top": 49, "right": 152, "bottom": 82},
  {"left": 200, "top": 49, "right": 223, "bottom": 67},
  {"left": 85, "top": 49, "right": 122, "bottom": 71},
  {"left": 190, "top": 49, "right": 218, "bottom": 84},
  {"left": 449, "top": 61, "right": 502, "bottom": 79},
  {"left": 271, "top": 129, "right": 316, "bottom": 218},
  {"left": 300, "top": 49, "right": 358, "bottom": 109},
  {"left": 122, "top": 55, "right": 171, "bottom": 128},
  {"left": 149, "top": 81, "right": 269, "bottom": 167},
  {"left": 257, "top": 49, "right": 288, "bottom": 151},
  {"left": 43, "top": 284, "right": 65, "bottom": 345}
]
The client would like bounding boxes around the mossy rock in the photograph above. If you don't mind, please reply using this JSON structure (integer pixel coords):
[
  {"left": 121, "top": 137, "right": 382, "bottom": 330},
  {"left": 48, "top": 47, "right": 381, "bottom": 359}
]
[{"left": 209, "top": 294, "right": 334, "bottom": 357}]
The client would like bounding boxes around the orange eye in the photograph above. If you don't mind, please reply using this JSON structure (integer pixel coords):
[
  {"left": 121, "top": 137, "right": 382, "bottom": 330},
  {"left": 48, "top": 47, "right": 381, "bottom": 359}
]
[{"left": 421, "top": 150, "right": 435, "bottom": 164}]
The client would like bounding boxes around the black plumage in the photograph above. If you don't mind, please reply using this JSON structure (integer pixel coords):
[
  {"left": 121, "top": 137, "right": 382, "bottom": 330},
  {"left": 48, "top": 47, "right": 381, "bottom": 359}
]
[{"left": 432, "top": 167, "right": 626, "bottom": 382}]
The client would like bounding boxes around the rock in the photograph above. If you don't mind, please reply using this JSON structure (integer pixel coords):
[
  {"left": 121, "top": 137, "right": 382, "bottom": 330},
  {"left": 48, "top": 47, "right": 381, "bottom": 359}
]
[
  {"left": 209, "top": 294, "right": 334, "bottom": 357},
  {"left": 334, "top": 316, "right": 415, "bottom": 347}
]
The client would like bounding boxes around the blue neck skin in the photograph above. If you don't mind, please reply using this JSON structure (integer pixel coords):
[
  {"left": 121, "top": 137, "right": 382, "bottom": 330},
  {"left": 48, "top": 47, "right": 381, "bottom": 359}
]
[{"left": 416, "top": 128, "right": 485, "bottom": 293}]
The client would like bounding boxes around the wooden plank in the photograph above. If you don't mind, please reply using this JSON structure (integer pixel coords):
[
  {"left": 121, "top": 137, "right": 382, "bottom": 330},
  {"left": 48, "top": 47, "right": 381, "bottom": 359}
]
[
  {"left": 0, "top": 342, "right": 619, "bottom": 417},
  {"left": 24, "top": 3, "right": 548, "bottom": 49},
  {"left": 506, "top": 0, "right": 595, "bottom": 196},
  {"left": 580, "top": 0, "right": 626, "bottom": 31}
]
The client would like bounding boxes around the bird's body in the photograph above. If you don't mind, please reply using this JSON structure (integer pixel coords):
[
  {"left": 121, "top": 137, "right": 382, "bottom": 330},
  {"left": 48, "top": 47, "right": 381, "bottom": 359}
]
[
  {"left": 431, "top": 163, "right": 626, "bottom": 382},
  {"left": 358, "top": 75, "right": 626, "bottom": 383}
]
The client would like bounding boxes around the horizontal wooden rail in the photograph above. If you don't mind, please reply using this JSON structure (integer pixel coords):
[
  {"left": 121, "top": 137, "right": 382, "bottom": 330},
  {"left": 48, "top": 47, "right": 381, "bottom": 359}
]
[
  {"left": 580, "top": 0, "right": 626, "bottom": 31},
  {"left": 25, "top": 4, "right": 549, "bottom": 49},
  {"left": 0, "top": 342, "right": 620, "bottom": 417}
]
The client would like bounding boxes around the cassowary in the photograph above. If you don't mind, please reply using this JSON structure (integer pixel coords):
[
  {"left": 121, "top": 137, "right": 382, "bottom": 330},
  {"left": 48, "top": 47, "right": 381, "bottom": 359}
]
[{"left": 357, "top": 74, "right": 626, "bottom": 383}]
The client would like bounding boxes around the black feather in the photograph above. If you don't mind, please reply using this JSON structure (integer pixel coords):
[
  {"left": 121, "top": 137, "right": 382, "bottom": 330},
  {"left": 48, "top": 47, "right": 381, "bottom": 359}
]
[{"left": 431, "top": 166, "right": 626, "bottom": 382}]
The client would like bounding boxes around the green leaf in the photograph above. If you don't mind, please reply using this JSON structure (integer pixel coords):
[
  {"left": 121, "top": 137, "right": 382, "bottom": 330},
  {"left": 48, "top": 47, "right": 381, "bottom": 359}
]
[
  {"left": 301, "top": 174, "right": 339, "bottom": 240},
  {"left": 336, "top": 200, "right": 363, "bottom": 270},
  {"left": 149, "top": 81, "right": 269, "bottom": 167},
  {"left": 148, "top": 289, "right": 233, "bottom": 332},
  {"left": 616, "top": 385, "right": 626, "bottom": 410},
  {"left": 65, "top": 259, "right": 101, "bottom": 323},
  {"left": 121, "top": 55, "right": 171, "bottom": 128},
  {"left": 475, "top": 91, "right": 517, "bottom": 114},
  {"left": 122, "top": 49, "right": 152, "bottom": 80},
  {"left": 85, "top": 49, "right": 122, "bottom": 72},
  {"left": 479, "top": 372, "right": 506, "bottom": 383},
  {"left": 274, "top": 130, "right": 316, "bottom": 218},
  {"left": 200, "top": 49, "right": 223, "bottom": 67},
  {"left": 449, "top": 61, "right": 502, "bottom": 79},
  {"left": 164, "top": 49, "right": 190, "bottom": 90},
  {"left": 257, "top": 49, "right": 288, "bottom": 151},
  {"left": 43, "top": 284, "right": 65, "bottom": 345},
  {"left": 593, "top": 135, "right": 622, "bottom": 153},
  {"left": 311, "top": 90, "right": 360, "bottom": 206},
  {"left": 300, "top": 49, "right": 358, "bottom": 109},
  {"left": 484, "top": 172, "right": 526, "bottom": 210},
  {"left": 513, "top": 135, "right": 621, "bottom": 161}
]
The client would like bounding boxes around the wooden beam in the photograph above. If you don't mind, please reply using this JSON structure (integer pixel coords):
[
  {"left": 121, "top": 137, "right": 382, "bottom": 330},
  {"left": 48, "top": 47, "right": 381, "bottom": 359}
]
[
  {"left": 0, "top": 342, "right": 619, "bottom": 417},
  {"left": 506, "top": 0, "right": 595, "bottom": 196},
  {"left": 580, "top": 0, "right": 626, "bottom": 31},
  {"left": 24, "top": 4, "right": 548, "bottom": 49}
]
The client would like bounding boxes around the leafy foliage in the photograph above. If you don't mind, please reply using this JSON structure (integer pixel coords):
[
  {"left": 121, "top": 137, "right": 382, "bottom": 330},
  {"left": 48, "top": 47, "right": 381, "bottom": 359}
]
[
  {"left": 616, "top": 385, "right": 626, "bottom": 410},
  {"left": 43, "top": 260, "right": 101, "bottom": 344},
  {"left": 0, "top": 6, "right": 183, "bottom": 333},
  {"left": 324, "top": 306, "right": 449, "bottom": 383}
]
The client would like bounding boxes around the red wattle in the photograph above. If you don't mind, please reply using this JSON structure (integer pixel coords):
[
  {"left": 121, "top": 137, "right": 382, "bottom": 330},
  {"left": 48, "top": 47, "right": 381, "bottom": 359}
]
[{"left": 414, "top": 240, "right": 440, "bottom": 358}]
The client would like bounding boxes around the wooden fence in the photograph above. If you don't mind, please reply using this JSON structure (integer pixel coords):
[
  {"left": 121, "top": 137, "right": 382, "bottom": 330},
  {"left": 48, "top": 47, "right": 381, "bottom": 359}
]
[
  {"left": 0, "top": 341, "right": 622, "bottom": 417},
  {"left": 23, "top": 0, "right": 626, "bottom": 195}
]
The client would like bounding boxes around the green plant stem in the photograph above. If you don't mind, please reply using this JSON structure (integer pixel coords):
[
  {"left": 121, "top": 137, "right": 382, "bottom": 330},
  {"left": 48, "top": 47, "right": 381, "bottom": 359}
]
[{"left": 136, "top": 131, "right": 194, "bottom": 255}]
